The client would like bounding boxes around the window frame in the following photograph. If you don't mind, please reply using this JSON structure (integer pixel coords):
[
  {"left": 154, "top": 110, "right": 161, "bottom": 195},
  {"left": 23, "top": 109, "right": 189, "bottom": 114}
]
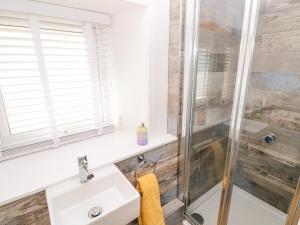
[{"left": 0, "top": 12, "right": 114, "bottom": 158}]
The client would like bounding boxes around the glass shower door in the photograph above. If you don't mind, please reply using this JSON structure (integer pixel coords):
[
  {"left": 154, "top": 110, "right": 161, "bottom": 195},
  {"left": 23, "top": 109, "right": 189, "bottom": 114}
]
[
  {"left": 219, "top": 0, "right": 300, "bottom": 224},
  {"left": 184, "top": 0, "right": 300, "bottom": 224},
  {"left": 183, "top": 0, "right": 246, "bottom": 223}
]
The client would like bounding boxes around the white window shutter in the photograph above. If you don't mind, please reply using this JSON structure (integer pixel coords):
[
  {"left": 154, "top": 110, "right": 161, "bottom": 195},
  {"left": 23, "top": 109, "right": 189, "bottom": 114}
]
[{"left": 0, "top": 11, "right": 115, "bottom": 160}]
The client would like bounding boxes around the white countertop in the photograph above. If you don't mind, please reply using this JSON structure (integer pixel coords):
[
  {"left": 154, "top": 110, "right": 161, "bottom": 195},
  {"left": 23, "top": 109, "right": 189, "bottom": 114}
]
[{"left": 0, "top": 131, "right": 177, "bottom": 205}]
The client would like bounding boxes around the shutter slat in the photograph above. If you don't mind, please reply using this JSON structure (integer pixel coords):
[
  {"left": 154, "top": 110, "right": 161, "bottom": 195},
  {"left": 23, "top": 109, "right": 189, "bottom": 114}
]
[
  {"left": 6, "top": 108, "right": 49, "bottom": 115},
  {"left": 9, "top": 114, "right": 49, "bottom": 122},
  {"left": 11, "top": 123, "right": 50, "bottom": 134},
  {"left": 2, "top": 91, "right": 44, "bottom": 100},
  {"left": 43, "top": 49, "right": 88, "bottom": 55},
  {"left": 46, "top": 69, "right": 91, "bottom": 75}
]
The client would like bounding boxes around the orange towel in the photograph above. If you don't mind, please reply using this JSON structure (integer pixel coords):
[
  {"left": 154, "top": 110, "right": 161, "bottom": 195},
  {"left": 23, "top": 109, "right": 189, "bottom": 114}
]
[{"left": 136, "top": 173, "right": 165, "bottom": 225}]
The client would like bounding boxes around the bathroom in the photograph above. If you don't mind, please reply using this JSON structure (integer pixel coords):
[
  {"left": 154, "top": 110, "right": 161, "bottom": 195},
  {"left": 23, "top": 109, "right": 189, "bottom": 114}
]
[{"left": 0, "top": 0, "right": 299, "bottom": 225}]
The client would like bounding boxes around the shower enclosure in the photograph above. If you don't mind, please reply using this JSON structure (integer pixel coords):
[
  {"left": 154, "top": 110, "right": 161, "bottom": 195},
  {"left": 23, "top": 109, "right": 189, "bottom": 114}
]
[{"left": 183, "top": 0, "right": 300, "bottom": 225}]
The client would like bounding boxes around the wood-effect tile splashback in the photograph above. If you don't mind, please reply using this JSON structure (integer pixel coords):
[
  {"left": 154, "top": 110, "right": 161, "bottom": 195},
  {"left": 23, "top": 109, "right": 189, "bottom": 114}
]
[
  {"left": 168, "top": 0, "right": 185, "bottom": 137},
  {"left": 117, "top": 142, "right": 184, "bottom": 225},
  {"left": 0, "top": 192, "right": 51, "bottom": 225},
  {"left": 116, "top": 142, "right": 179, "bottom": 206},
  {"left": 169, "top": 0, "right": 186, "bottom": 202}
]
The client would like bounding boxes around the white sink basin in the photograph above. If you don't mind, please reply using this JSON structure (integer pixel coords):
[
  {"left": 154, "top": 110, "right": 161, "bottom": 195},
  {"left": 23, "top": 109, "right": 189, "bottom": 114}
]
[{"left": 46, "top": 164, "right": 140, "bottom": 225}]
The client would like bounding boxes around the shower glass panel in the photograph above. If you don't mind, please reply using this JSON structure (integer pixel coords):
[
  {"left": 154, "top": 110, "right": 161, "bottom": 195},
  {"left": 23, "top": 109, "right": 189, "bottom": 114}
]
[
  {"left": 184, "top": 0, "right": 245, "bottom": 221},
  {"left": 184, "top": 0, "right": 300, "bottom": 225},
  {"left": 226, "top": 0, "right": 300, "bottom": 224}
]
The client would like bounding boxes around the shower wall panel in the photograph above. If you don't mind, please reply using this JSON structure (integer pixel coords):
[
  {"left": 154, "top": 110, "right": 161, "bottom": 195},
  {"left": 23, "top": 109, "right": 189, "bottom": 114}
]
[
  {"left": 235, "top": 0, "right": 300, "bottom": 213},
  {"left": 189, "top": 124, "right": 229, "bottom": 203}
]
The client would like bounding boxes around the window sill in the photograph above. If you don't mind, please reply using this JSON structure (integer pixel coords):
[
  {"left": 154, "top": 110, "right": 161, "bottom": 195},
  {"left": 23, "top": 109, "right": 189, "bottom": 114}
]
[{"left": 0, "top": 131, "right": 177, "bottom": 206}]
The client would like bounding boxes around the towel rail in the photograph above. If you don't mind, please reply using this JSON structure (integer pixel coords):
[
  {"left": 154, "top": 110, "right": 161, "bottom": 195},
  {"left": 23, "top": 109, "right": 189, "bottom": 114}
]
[{"left": 134, "top": 154, "right": 157, "bottom": 184}]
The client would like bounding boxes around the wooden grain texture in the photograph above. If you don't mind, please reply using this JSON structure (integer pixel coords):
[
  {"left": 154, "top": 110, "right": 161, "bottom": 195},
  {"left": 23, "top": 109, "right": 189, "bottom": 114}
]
[
  {"left": 115, "top": 142, "right": 179, "bottom": 206},
  {"left": 169, "top": 0, "right": 186, "bottom": 203},
  {"left": 0, "top": 191, "right": 51, "bottom": 225},
  {"left": 127, "top": 199, "right": 184, "bottom": 225},
  {"left": 188, "top": 124, "right": 229, "bottom": 203},
  {"left": 168, "top": 0, "right": 185, "bottom": 136},
  {"left": 235, "top": 0, "right": 300, "bottom": 213},
  {"left": 117, "top": 141, "right": 184, "bottom": 225},
  {"left": 236, "top": 125, "right": 300, "bottom": 212}
]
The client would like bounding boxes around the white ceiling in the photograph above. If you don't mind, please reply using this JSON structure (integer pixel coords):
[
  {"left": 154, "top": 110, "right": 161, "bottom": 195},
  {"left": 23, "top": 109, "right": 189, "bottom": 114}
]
[{"left": 30, "top": 0, "right": 147, "bottom": 14}]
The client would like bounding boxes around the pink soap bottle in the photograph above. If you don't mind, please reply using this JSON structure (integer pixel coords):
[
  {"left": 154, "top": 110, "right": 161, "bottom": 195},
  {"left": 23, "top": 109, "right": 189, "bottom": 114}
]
[{"left": 137, "top": 123, "right": 148, "bottom": 145}]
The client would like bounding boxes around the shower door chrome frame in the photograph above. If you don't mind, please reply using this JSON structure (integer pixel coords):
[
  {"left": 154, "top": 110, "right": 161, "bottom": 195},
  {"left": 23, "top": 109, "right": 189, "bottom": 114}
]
[
  {"left": 182, "top": 0, "right": 201, "bottom": 213},
  {"left": 286, "top": 179, "right": 300, "bottom": 225}
]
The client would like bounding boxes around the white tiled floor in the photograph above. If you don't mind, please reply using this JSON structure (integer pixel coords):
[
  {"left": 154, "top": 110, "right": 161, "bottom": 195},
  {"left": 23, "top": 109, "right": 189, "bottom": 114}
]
[{"left": 186, "top": 184, "right": 287, "bottom": 225}]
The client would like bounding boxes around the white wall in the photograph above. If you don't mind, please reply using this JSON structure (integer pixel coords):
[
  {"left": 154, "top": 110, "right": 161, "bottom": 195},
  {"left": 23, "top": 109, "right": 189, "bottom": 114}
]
[
  {"left": 0, "top": 0, "right": 111, "bottom": 24},
  {"left": 110, "top": 0, "right": 170, "bottom": 139},
  {"left": 148, "top": 0, "right": 170, "bottom": 138},
  {"left": 110, "top": 8, "right": 150, "bottom": 133}
]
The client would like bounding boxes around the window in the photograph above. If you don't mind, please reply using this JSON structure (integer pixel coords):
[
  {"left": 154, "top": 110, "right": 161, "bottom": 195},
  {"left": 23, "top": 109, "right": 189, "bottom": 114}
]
[
  {"left": 221, "top": 47, "right": 236, "bottom": 102},
  {"left": 196, "top": 47, "right": 210, "bottom": 100},
  {"left": 0, "top": 11, "right": 114, "bottom": 160},
  {"left": 196, "top": 46, "right": 236, "bottom": 104}
]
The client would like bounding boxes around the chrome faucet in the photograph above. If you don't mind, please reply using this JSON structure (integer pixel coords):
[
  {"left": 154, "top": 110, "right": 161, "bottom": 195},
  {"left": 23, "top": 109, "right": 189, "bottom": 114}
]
[{"left": 78, "top": 156, "right": 94, "bottom": 183}]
